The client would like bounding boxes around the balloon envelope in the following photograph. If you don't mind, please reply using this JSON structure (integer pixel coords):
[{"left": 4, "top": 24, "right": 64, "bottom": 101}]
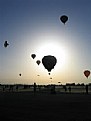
[
  {"left": 31, "top": 54, "right": 36, "bottom": 59},
  {"left": 19, "top": 73, "right": 21, "bottom": 76},
  {"left": 60, "top": 15, "right": 68, "bottom": 24},
  {"left": 84, "top": 70, "right": 90, "bottom": 78},
  {"left": 42, "top": 55, "right": 57, "bottom": 73},
  {"left": 36, "top": 60, "right": 41, "bottom": 65}
]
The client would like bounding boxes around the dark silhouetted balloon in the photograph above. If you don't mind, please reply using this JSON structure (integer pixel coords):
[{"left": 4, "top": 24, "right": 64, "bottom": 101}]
[
  {"left": 36, "top": 60, "right": 41, "bottom": 65},
  {"left": 19, "top": 73, "right": 21, "bottom": 76},
  {"left": 42, "top": 55, "right": 57, "bottom": 74},
  {"left": 84, "top": 70, "right": 90, "bottom": 78},
  {"left": 4, "top": 41, "right": 9, "bottom": 48},
  {"left": 31, "top": 54, "right": 36, "bottom": 59},
  {"left": 60, "top": 15, "right": 68, "bottom": 24}
]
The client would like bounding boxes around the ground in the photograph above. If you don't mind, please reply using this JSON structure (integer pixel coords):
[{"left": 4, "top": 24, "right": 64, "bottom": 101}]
[{"left": 0, "top": 92, "right": 91, "bottom": 121}]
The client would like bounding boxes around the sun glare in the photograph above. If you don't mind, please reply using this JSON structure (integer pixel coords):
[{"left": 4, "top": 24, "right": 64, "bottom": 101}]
[{"left": 36, "top": 42, "right": 68, "bottom": 73}]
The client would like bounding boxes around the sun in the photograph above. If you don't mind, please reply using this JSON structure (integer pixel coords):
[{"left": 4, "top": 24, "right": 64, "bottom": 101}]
[{"left": 36, "top": 41, "right": 68, "bottom": 73}]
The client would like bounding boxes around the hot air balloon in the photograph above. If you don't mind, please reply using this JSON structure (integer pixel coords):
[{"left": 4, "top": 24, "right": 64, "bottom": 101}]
[
  {"left": 84, "top": 70, "right": 90, "bottom": 78},
  {"left": 42, "top": 55, "right": 57, "bottom": 75},
  {"left": 60, "top": 15, "right": 68, "bottom": 24},
  {"left": 36, "top": 60, "right": 41, "bottom": 65},
  {"left": 31, "top": 54, "right": 36, "bottom": 59},
  {"left": 19, "top": 73, "right": 21, "bottom": 76},
  {"left": 4, "top": 41, "right": 9, "bottom": 48}
]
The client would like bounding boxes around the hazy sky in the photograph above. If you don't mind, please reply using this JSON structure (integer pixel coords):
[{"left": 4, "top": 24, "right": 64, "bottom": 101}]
[{"left": 0, "top": 0, "right": 91, "bottom": 84}]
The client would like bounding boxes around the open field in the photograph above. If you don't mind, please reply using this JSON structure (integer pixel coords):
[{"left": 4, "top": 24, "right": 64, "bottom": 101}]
[{"left": 0, "top": 92, "right": 91, "bottom": 121}]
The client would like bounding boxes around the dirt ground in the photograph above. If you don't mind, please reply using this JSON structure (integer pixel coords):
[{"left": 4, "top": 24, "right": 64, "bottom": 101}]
[{"left": 0, "top": 92, "right": 91, "bottom": 121}]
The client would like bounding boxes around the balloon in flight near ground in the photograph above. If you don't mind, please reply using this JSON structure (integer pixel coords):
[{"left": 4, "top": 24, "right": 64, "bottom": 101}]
[
  {"left": 60, "top": 15, "right": 68, "bottom": 24},
  {"left": 84, "top": 70, "right": 90, "bottom": 78},
  {"left": 4, "top": 41, "right": 9, "bottom": 48},
  {"left": 36, "top": 60, "right": 41, "bottom": 65},
  {"left": 42, "top": 55, "right": 57, "bottom": 74},
  {"left": 31, "top": 54, "right": 36, "bottom": 59}
]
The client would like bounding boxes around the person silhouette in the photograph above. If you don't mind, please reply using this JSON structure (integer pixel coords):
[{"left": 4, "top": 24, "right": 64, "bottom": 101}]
[
  {"left": 86, "top": 85, "right": 88, "bottom": 94},
  {"left": 34, "top": 82, "right": 36, "bottom": 93},
  {"left": 68, "top": 86, "right": 71, "bottom": 93},
  {"left": 63, "top": 85, "right": 67, "bottom": 93}
]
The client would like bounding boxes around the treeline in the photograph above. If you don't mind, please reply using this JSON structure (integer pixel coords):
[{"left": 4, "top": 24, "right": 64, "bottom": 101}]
[{"left": 0, "top": 83, "right": 91, "bottom": 94}]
